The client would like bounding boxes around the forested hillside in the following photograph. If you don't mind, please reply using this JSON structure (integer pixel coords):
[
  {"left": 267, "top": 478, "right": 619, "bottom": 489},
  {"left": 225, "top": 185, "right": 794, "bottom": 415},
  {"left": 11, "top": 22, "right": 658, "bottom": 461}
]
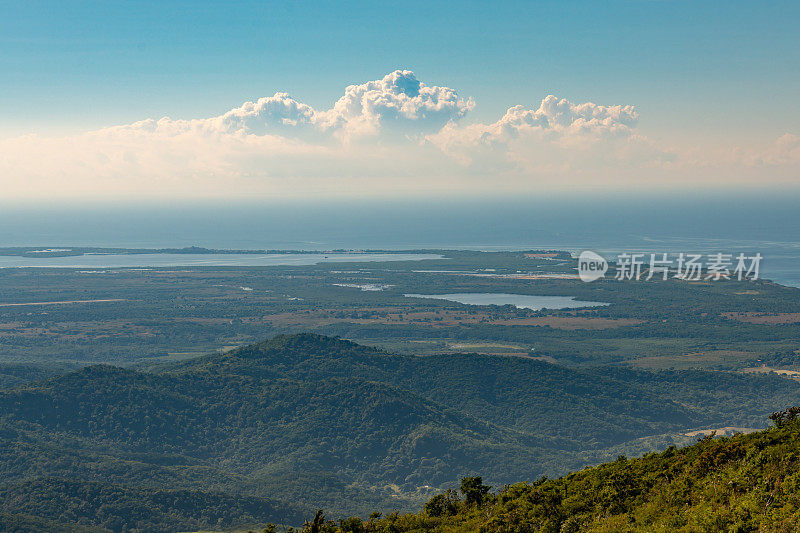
[
  {"left": 307, "top": 408, "right": 800, "bottom": 532},
  {"left": 1, "top": 334, "right": 799, "bottom": 531}
]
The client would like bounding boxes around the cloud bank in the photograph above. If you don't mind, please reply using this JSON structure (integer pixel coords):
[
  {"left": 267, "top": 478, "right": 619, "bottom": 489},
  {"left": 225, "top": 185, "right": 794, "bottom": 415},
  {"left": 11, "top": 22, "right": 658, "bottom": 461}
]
[
  {"left": 0, "top": 70, "right": 797, "bottom": 200},
  {"left": 103, "top": 70, "right": 473, "bottom": 142}
]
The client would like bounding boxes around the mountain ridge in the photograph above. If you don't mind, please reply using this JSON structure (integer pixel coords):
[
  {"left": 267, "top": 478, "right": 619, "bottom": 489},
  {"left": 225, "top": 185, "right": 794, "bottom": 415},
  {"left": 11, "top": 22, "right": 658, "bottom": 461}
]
[{"left": 1, "top": 333, "right": 799, "bottom": 530}]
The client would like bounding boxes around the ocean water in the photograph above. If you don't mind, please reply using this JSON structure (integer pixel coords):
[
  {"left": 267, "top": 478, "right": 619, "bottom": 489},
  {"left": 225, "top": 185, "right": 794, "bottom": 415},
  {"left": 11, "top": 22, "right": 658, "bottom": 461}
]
[
  {"left": 0, "top": 253, "right": 441, "bottom": 269},
  {"left": 1, "top": 193, "right": 799, "bottom": 286}
]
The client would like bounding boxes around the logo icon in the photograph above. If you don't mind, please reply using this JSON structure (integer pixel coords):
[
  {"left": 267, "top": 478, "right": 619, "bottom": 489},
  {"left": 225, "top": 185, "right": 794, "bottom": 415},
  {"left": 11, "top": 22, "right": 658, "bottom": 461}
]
[{"left": 578, "top": 251, "right": 608, "bottom": 282}]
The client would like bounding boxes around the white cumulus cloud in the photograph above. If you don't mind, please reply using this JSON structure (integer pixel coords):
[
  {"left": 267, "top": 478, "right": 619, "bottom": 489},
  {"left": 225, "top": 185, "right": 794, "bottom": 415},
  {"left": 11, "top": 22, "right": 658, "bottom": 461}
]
[
  {"left": 427, "top": 95, "right": 667, "bottom": 176},
  {"left": 430, "top": 95, "right": 640, "bottom": 160},
  {"left": 320, "top": 69, "right": 474, "bottom": 140},
  {"left": 0, "top": 70, "right": 794, "bottom": 200},
  {"left": 106, "top": 70, "right": 473, "bottom": 143}
]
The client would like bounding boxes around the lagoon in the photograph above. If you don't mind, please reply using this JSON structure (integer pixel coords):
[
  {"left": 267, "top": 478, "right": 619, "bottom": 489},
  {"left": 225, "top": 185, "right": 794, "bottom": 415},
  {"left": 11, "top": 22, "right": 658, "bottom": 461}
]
[{"left": 404, "top": 293, "right": 609, "bottom": 310}]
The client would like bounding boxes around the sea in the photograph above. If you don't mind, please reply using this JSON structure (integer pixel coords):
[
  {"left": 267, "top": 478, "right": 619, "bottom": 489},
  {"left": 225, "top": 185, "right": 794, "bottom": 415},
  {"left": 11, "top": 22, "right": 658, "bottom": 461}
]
[{"left": 1, "top": 193, "right": 799, "bottom": 287}]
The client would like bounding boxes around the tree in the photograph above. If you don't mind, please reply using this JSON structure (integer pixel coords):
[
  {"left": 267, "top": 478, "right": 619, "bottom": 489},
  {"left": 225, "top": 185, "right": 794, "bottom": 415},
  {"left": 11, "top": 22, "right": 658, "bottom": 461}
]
[
  {"left": 424, "top": 489, "right": 460, "bottom": 517},
  {"left": 304, "top": 510, "right": 330, "bottom": 533},
  {"left": 339, "top": 516, "right": 365, "bottom": 532},
  {"left": 460, "top": 476, "right": 491, "bottom": 507},
  {"left": 770, "top": 406, "right": 800, "bottom": 427}
]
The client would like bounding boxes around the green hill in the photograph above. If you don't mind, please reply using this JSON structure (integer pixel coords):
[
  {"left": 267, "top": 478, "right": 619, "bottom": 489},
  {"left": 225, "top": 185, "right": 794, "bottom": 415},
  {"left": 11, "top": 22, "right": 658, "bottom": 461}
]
[
  {"left": 0, "top": 478, "right": 303, "bottom": 533},
  {"left": 307, "top": 409, "right": 800, "bottom": 532},
  {"left": 1, "top": 334, "right": 799, "bottom": 531}
]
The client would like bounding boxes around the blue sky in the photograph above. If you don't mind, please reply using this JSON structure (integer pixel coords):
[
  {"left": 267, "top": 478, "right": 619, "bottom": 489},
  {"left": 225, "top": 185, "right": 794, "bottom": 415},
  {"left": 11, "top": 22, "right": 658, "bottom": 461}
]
[
  {"left": 1, "top": 1, "right": 799, "bottom": 200},
  {"left": 3, "top": 1, "right": 798, "bottom": 137}
]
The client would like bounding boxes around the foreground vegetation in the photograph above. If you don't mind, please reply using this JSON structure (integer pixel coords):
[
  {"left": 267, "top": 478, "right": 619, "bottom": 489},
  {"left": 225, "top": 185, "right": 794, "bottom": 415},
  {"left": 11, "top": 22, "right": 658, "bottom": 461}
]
[{"left": 296, "top": 409, "right": 800, "bottom": 532}]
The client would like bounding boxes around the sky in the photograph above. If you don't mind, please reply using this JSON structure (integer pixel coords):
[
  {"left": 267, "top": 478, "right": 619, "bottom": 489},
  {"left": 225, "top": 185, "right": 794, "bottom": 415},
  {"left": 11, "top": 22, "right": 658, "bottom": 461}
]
[{"left": 1, "top": 0, "right": 799, "bottom": 202}]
